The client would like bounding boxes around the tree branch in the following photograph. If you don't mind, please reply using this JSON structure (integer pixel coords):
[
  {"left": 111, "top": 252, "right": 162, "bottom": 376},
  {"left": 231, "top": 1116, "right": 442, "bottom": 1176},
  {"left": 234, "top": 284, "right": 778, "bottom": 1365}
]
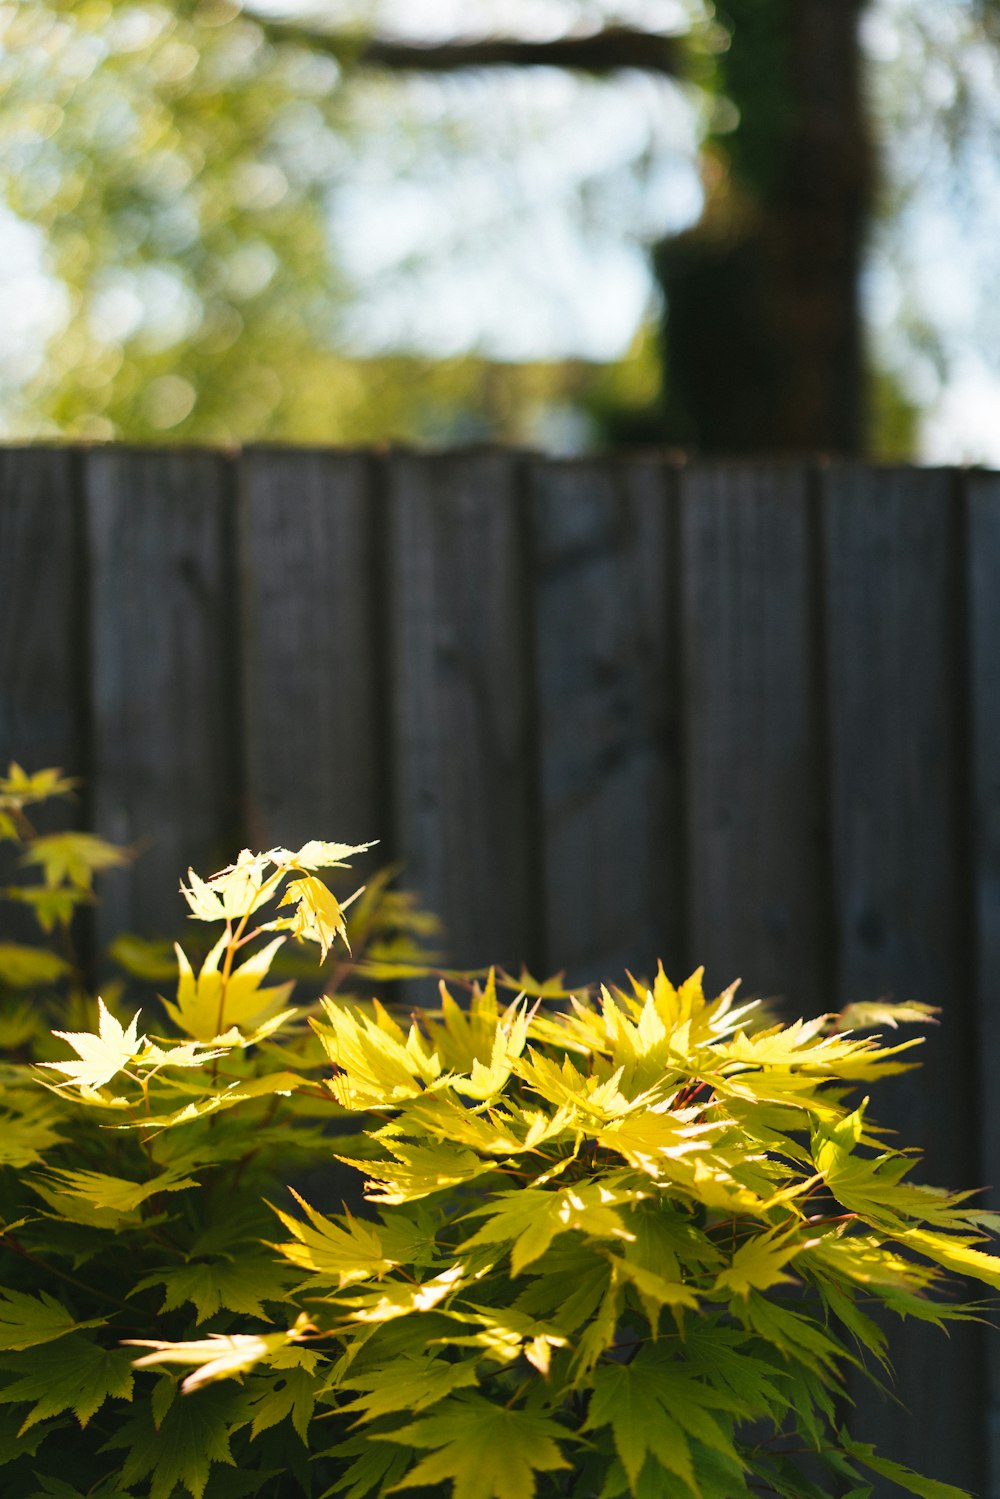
[{"left": 247, "top": 17, "right": 683, "bottom": 78}]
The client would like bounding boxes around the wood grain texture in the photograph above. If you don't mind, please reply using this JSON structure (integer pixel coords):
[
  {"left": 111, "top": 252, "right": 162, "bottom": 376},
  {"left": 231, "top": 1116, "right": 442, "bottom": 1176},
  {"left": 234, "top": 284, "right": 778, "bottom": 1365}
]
[
  {"left": 966, "top": 470, "right": 1000, "bottom": 1499},
  {"left": 679, "top": 461, "right": 829, "bottom": 1012},
  {"left": 85, "top": 449, "right": 237, "bottom": 947},
  {"left": 385, "top": 450, "right": 534, "bottom": 972},
  {"left": 238, "top": 449, "right": 382, "bottom": 857},
  {"left": 530, "top": 455, "right": 679, "bottom": 984},
  {"left": 822, "top": 464, "right": 983, "bottom": 1495}
]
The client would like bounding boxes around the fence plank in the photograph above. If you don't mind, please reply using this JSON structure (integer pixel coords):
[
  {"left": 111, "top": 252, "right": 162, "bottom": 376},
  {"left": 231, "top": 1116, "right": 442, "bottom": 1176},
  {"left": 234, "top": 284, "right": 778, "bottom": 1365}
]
[
  {"left": 0, "top": 448, "right": 86, "bottom": 799},
  {"left": 967, "top": 470, "right": 1000, "bottom": 1499},
  {"left": 238, "top": 449, "right": 382, "bottom": 858},
  {"left": 679, "top": 461, "right": 829, "bottom": 1012},
  {"left": 822, "top": 464, "right": 983, "bottom": 1495},
  {"left": 0, "top": 450, "right": 87, "bottom": 949},
  {"left": 386, "top": 450, "right": 535, "bottom": 972},
  {"left": 86, "top": 449, "right": 237, "bottom": 948},
  {"left": 530, "top": 456, "right": 679, "bottom": 984}
]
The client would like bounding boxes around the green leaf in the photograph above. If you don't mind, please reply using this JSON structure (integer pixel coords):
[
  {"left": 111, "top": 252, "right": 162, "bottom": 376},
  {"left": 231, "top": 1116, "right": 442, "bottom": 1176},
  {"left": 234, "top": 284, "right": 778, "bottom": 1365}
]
[
  {"left": 0, "top": 943, "right": 71, "bottom": 988},
  {"left": 38, "top": 1165, "right": 198, "bottom": 1216},
  {"left": 246, "top": 1365, "right": 317, "bottom": 1443},
  {"left": 2, "top": 884, "right": 87, "bottom": 933},
  {"left": 0, "top": 764, "right": 77, "bottom": 807},
  {"left": 108, "top": 933, "right": 179, "bottom": 982},
  {"left": 0, "top": 1407, "right": 60, "bottom": 1468},
  {"left": 715, "top": 1228, "right": 810, "bottom": 1299},
  {"left": 0, "top": 1288, "right": 104, "bottom": 1351},
  {"left": 23, "top": 1477, "right": 137, "bottom": 1499},
  {"left": 584, "top": 1353, "right": 744, "bottom": 1495},
  {"left": 840, "top": 1432, "right": 971, "bottom": 1498},
  {"left": 0, "top": 1100, "right": 64, "bottom": 1167},
  {"left": 321, "top": 1433, "right": 412, "bottom": 1499},
  {"left": 0, "top": 1334, "right": 134, "bottom": 1432},
  {"left": 22, "top": 833, "right": 127, "bottom": 891},
  {"left": 102, "top": 1386, "right": 240, "bottom": 1499},
  {"left": 338, "top": 1139, "right": 493, "bottom": 1206},
  {"left": 460, "top": 1180, "right": 639, "bottom": 1275},
  {"left": 134, "top": 1256, "right": 297, "bottom": 1324},
  {"left": 831, "top": 1001, "right": 940, "bottom": 1032},
  {"left": 270, "top": 1189, "right": 400, "bottom": 1286},
  {"left": 382, "top": 1394, "right": 570, "bottom": 1499},
  {"left": 338, "top": 1356, "right": 479, "bottom": 1423}
]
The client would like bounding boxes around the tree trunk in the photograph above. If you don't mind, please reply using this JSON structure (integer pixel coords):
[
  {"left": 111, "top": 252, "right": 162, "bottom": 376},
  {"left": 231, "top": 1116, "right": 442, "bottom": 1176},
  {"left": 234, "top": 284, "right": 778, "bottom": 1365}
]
[{"left": 658, "top": 0, "right": 873, "bottom": 454}]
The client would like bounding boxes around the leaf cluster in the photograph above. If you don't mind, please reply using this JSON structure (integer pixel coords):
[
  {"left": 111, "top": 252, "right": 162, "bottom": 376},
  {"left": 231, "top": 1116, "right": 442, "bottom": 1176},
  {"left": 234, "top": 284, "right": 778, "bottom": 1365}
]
[{"left": 0, "top": 766, "right": 995, "bottom": 1499}]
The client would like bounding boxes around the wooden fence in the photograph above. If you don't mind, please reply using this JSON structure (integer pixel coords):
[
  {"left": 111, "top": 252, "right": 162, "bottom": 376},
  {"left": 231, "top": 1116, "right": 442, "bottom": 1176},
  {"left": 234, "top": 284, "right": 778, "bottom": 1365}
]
[{"left": 2, "top": 445, "right": 1000, "bottom": 1495}]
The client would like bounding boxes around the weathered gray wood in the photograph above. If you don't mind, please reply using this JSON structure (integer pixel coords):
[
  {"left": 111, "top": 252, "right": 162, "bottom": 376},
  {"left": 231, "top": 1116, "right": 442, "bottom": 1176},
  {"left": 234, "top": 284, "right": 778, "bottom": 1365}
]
[
  {"left": 86, "top": 449, "right": 237, "bottom": 947},
  {"left": 386, "top": 450, "right": 534, "bottom": 972},
  {"left": 679, "top": 461, "right": 829, "bottom": 1013},
  {"left": 238, "top": 449, "right": 382, "bottom": 858},
  {"left": 822, "top": 464, "right": 983, "bottom": 1494},
  {"left": 967, "top": 470, "right": 1000, "bottom": 1499},
  {"left": 530, "top": 456, "right": 679, "bottom": 984},
  {"left": 0, "top": 448, "right": 86, "bottom": 803}
]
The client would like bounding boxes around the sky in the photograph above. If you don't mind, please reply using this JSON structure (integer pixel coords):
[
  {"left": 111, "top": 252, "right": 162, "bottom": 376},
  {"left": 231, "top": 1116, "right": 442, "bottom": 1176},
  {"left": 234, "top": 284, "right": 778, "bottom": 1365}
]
[{"left": 3, "top": 0, "right": 1000, "bottom": 460}]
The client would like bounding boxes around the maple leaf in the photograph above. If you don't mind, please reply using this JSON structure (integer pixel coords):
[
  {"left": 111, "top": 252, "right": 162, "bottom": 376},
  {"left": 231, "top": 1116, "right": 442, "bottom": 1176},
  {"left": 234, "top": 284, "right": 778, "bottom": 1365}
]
[
  {"left": 275, "top": 875, "right": 349, "bottom": 959},
  {"left": 460, "top": 1181, "right": 640, "bottom": 1275},
  {"left": 338, "top": 1263, "right": 467, "bottom": 1324},
  {"left": 338, "top": 1139, "right": 492, "bottom": 1206},
  {"left": 715, "top": 1229, "right": 814, "bottom": 1300},
  {"left": 41, "top": 999, "right": 143, "bottom": 1090},
  {"left": 0, "top": 1099, "right": 64, "bottom": 1168},
  {"left": 166, "top": 934, "right": 293, "bottom": 1042},
  {"left": 126, "top": 1317, "right": 313, "bottom": 1393},
  {"left": 134, "top": 1256, "right": 297, "bottom": 1324},
  {"left": 585, "top": 1351, "right": 744, "bottom": 1495},
  {"left": 274, "top": 838, "right": 376, "bottom": 870},
  {"left": 338, "top": 1355, "right": 479, "bottom": 1423},
  {"left": 839, "top": 1431, "right": 970, "bottom": 1499},
  {"left": 314, "top": 999, "right": 446, "bottom": 1109},
  {"left": 0, "top": 1288, "right": 104, "bottom": 1351},
  {"left": 246, "top": 1363, "right": 317, "bottom": 1443},
  {"left": 322, "top": 1435, "right": 412, "bottom": 1499},
  {"left": 0, "top": 1335, "right": 134, "bottom": 1432},
  {"left": 0, "top": 943, "right": 72, "bottom": 988},
  {"left": 2, "top": 884, "right": 86, "bottom": 933},
  {"left": 270, "top": 1188, "right": 398, "bottom": 1286},
  {"left": 102, "top": 1386, "right": 241, "bottom": 1499},
  {"left": 38, "top": 1166, "right": 198, "bottom": 1216},
  {"left": 382, "top": 1395, "right": 570, "bottom": 1499},
  {"left": 0, "top": 763, "right": 77, "bottom": 808},
  {"left": 22, "top": 832, "right": 127, "bottom": 891}
]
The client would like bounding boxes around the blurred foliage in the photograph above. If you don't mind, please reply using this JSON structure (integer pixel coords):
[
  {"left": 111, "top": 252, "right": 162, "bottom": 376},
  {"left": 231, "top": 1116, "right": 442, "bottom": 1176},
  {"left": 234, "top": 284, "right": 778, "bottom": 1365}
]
[
  {"left": 1, "top": 0, "right": 358, "bottom": 441},
  {"left": 0, "top": 0, "right": 683, "bottom": 447},
  {"left": 2, "top": 0, "right": 1000, "bottom": 454}
]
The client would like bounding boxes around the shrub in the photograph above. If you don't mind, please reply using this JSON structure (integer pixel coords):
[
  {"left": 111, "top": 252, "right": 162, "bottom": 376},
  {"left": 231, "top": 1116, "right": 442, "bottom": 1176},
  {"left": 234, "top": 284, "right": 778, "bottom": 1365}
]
[{"left": 0, "top": 764, "right": 995, "bottom": 1499}]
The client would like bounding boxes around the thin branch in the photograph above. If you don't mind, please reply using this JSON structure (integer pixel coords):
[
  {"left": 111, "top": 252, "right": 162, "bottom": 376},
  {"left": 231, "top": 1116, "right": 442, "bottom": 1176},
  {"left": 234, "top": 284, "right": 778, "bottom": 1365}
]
[{"left": 246, "top": 16, "right": 683, "bottom": 79}]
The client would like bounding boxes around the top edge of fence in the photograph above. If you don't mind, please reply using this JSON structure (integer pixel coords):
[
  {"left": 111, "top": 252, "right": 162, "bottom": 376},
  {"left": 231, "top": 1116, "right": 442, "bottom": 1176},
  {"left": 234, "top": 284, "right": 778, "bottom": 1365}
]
[{"left": 0, "top": 440, "right": 998, "bottom": 478}]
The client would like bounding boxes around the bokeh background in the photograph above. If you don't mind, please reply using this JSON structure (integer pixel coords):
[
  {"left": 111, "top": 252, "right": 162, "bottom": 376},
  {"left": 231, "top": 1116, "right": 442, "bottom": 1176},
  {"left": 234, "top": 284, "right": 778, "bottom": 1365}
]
[
  {"left": 3, "top": 0, "right": 1000, "bottom": 459},
  {"left": 5, "top": 6, "right": 1000, "bottom": 1493}
]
